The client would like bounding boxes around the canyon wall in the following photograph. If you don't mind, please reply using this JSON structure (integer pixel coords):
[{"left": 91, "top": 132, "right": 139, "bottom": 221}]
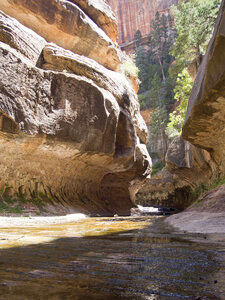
[
  {"left": 0, "top": 0, "right": 151, "bottom": 216},
  {"left": 107, "top": 0, "right": 178, "bottom": 50},
  {"left": 137, "top": 0, "right": 225, "bottom": 210},
  {"left": 182, "top": 0, "right": 225, "bottom": 180}
]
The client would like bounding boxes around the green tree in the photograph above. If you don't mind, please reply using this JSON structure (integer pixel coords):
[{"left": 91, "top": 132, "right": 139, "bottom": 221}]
[
  {"left": 166, "top": 69, "right": 193, "bottom": 138},
  {"left": 150, "top": 106, "right": 168, "bottom": 149},
  {"left": 134, "top": 30, "right": 142, "bottom": 48},
  {"left": 147, "top": 72, "right": 166, "bottom": 108},
  {"left": 170, "top": 0, "right": 221, "bottom": 77},
  {"left": 148, "top": 12, "right": 175, "bottom": 82},
  {"left": 135, "top": 46, "right": 149, "bottom": 92}
]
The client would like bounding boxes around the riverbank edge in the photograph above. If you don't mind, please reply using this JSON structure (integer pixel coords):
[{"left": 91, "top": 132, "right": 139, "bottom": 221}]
[
  {"left": 165, "top": 211, "right": 225, "bottom": 234},
  {"left": 165, "top": 184, "right": 225, "bottom": 234}
]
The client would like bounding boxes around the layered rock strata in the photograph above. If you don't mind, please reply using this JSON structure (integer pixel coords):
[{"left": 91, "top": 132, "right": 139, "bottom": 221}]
[
  {"left": 0, "top": 0, "right": 120, "bottom": 71},
  {"left": 68, "top": 0, "right": 118, "bottom": 42},
  {"left": 0, "top": 2, "right": 151, "bottom": 216}
]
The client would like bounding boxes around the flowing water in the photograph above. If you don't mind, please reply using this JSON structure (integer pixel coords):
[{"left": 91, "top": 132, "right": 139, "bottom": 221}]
[{"left": 0, "top": 215, "right": 224, "bottom": 299}]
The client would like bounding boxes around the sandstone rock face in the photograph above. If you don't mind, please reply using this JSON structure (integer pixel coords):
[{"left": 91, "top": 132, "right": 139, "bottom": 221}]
[
  {"left": 137, "top": 2, "right": 225, "bottom": 210},
  {"left": 188, "top": 184, "right": 225, "bottom": 213},
  {"left": 166, "top": 136, "right": 216, "bottom": 191},
  {"left": 136, "top": 170, "right": 191, "bottom": 210},
  {"left": 137, "top": 136, "right": 217, "bottom": 209},
  {"left": 68, "top": 0, "right": 118, "bottom": 42},
  {"left": 182, "top": 0, "right": 225, "bottom": 179},
  {"left": 0, "top": 8, "right": 151, "bottom": 216},
  {"left": 107, "top": 0, "right": 178, "bottom": 47},
  {"left": 0, "top": 0, "right": 120, "bottom": 71}
]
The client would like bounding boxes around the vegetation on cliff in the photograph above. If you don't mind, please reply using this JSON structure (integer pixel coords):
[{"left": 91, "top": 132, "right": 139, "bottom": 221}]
[{"left": 134, "top": 0, "right": 221, "bottom": 164}]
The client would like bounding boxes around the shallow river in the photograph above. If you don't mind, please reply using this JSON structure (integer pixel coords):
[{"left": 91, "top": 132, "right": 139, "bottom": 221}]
[{"left": 0, "top": 216, "right": 224, "bottom": 299}]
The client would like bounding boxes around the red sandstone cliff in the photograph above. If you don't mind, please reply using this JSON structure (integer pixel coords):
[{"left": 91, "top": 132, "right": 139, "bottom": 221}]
[{"left": 107, "top": 0, "right": 178, "bottom": 50}]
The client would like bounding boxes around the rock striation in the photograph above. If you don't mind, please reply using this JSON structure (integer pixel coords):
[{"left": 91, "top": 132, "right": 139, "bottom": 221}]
[
  {"left": 107, "top": 0, "right": 178, "bottom": 49},
  {"left": 0, "top": 0, "right": 120, "bottom": 71},
  {"left": 0, "top": 1, "right": 151, "bottom": 216}
]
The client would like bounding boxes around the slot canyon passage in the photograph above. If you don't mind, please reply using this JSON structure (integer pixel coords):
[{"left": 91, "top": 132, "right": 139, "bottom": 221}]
[{"left": 0, "top": 0, "right": 225, "bottom": 299}]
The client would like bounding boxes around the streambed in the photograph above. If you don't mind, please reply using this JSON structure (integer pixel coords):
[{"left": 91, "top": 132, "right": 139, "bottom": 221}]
[{"left": 0, "top": 215, "right": 224, "bottom": 299}]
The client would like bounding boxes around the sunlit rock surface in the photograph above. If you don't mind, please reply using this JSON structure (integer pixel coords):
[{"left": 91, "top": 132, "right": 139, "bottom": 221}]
[
  {"left": 0, "top": 5, "right": 151, "bottom": 216},
  {"left": 68, "top": 0, "right": 118, "bottom": 42},
  {"left": 0, "top": 0, "right": 120, "bottom": 71},
  {"left": 107, "top": 0, "right": 178, "bottom": 46}
]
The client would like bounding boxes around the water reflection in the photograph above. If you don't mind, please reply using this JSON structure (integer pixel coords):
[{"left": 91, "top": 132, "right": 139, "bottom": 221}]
[{"left": 0, "top": 216, "right": 224, "bottom": 299}]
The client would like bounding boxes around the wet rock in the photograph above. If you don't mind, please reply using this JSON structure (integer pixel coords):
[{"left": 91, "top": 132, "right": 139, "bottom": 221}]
[
  {"left": 131, "top": 205, "right": 178, "bottom": 216},
  {"left": 188, "top": 184, "right": 225, "bottom": 213}
]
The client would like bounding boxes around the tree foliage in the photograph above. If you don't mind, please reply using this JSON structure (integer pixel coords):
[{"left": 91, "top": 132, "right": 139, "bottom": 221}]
[
  {"left": 170, "top": 0, "right": 221, "bottom": 77},
  {"left": 135, "top": 12, "right": 175, "bottom": 95},
  {"left": 149, "top": 106, "right": 168, "bottom": 146},
  {"left": 134, "top": 0, "right": 220, "bottom": 161},
  {"left": 135, "top": 12, "right": 176, "bottom": 148},
  {"left": 167, "top": 0, "right": 220, "bottom": 139},
  {"left": 166, "top": 69, "right": 193, "bottom": 138},
  {"left": 134, "top": 30, "right": 142, "bottom": 48}
]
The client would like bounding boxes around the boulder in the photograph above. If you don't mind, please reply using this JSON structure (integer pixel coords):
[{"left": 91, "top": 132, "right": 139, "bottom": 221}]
[{"left": 136, "top": 170, "right": 188, "bottom": 209}]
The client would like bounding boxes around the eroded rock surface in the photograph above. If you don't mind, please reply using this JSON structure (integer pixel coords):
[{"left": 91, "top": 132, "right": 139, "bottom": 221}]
[
  {"left": 68, "top": 0, "right": 118, "bottom": 42},
  {"left": 0, "top": 0, "right": 120, "bottom": 70},
  {"left": 182, "top": 0, "right": 225, "bottom": 178},
  {"left": 137, "top": 1, "right": 225, "bottom": 211},
  {"left": 137, "top": 136, "right": 217, "bottom": 210},
  {"left": 0, "top": 8, "right": 151, "bottom": 216}
]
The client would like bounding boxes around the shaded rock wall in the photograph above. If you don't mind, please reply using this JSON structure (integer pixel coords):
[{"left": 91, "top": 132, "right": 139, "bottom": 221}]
[
  {"left": 107, "top": 0, "right": 178, "bottom": 48},
  {"left": 136, "top": 137, "right": 216, "bottom": 210},
  {"left": 137, "top": 0, "right": 225, "bottom": 210},
  {"left": 182, "top": 0, "right": 225, "bottom": 179},
  {"left": 0, "top": 1, "right": 151, "bottom": 216}
]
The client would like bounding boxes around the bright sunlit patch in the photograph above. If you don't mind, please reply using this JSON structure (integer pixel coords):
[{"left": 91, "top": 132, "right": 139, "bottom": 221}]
[
  {"left": 0, "top": 216, "right": 150, "bottom": 249},
  {"left": 137, "top": 205, "right": 159, "bottom": 213},
  {"left": 65, "top": 213, "right": 87, "bottom": 221}
]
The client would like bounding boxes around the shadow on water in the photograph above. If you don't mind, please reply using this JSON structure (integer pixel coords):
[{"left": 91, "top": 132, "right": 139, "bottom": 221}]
[{"left": 0, "top": 216, "right": 225, "bottom": 299}]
